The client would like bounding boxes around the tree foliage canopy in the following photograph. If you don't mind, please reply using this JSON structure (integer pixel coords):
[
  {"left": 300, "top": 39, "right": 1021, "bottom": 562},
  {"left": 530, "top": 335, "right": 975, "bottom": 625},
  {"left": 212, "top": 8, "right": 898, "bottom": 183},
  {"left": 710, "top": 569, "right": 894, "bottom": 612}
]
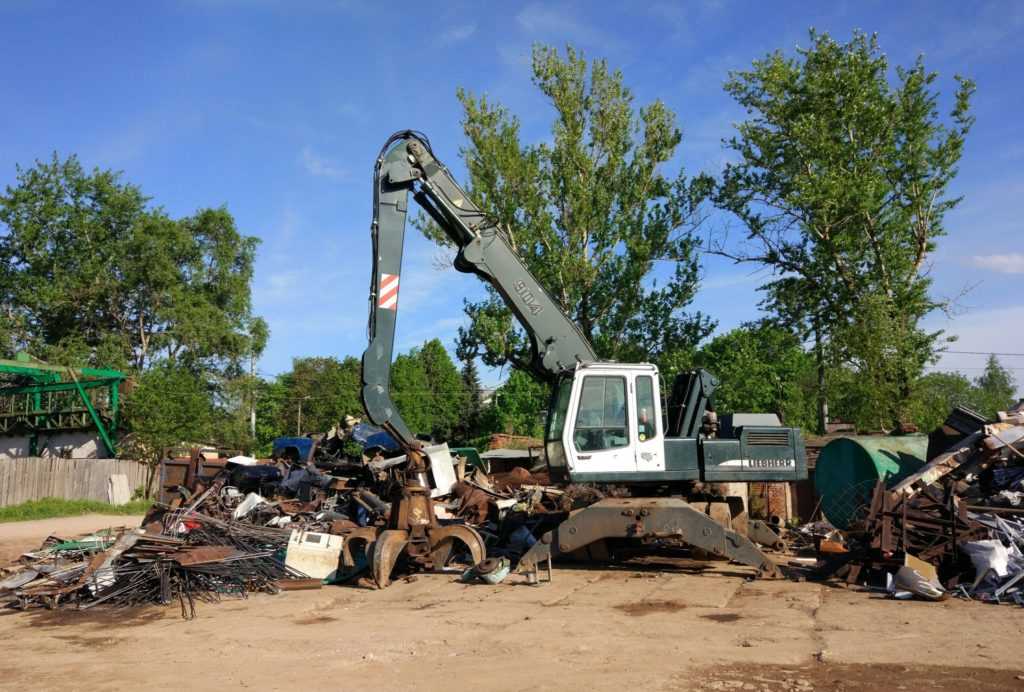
[
  {"left": 714, "top": 30, "right": 975, "bottom": 429},
  {"left": 262, "top": 341, "right": 469, "bottom": 445},
  {"left": 973, "top": 355, "right": 1018, "bottom": 419},
  {"left": 425, "top": 44, "right": 713, "bottom": 372},
  {"left": 123, "top": 361, "right": 214, "bottom": 461},
  {"left": 278, "top": 356, "right": 362, "bottom": 436},
  {"left": 906, "top": 357, "right": 1018, "bottom": 432},
  {"left": 695, "top": 323, "right": 817, "bottom": 430},
  {"left": 418, "top": 338, "right": 468, "bottom": 441},
  {"left": 458, "top": 357, "right": 484, "bottom": 441},
  {"left": 479, "top": 369, "right": 549, "bottom": 439},
  {"left": 0, "top": 155, "right": 265, "bottom": 374}
]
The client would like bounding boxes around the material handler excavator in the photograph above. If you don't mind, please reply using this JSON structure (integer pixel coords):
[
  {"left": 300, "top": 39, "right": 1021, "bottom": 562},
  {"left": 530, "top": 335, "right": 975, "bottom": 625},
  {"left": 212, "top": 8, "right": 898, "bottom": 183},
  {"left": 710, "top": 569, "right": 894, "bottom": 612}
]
[{"left": 357, "top": 130, "right": 807, "bottom": 587}]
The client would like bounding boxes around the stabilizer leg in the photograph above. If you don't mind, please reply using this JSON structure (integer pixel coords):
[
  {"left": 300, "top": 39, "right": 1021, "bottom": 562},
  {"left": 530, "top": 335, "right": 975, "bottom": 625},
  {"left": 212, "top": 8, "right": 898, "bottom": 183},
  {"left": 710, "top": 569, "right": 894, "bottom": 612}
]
[{"left": 518, "top": 497, "right": 778, "bottom": 578}]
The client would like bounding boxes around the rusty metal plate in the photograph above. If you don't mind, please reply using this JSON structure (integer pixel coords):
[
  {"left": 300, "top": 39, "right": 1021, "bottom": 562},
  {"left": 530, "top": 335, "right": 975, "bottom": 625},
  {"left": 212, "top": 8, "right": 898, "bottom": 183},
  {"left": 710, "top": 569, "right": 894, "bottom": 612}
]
[{"left": 169, "top": 546, "right": 239, "bottom": 566}]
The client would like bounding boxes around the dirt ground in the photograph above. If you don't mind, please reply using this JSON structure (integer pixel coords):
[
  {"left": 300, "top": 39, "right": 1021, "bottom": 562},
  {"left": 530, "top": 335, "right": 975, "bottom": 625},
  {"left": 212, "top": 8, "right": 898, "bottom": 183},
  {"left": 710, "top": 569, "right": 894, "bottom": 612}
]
[{"left": 1, "top": 515, "right": 1023, "bottom": 691}]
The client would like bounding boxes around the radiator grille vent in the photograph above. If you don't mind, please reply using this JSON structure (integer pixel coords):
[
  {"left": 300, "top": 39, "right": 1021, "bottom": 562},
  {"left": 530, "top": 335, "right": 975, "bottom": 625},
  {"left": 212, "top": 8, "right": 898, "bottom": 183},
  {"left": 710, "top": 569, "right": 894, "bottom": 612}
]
[{"left": 746, "top": 430, "right": 790, "bottom": 447}]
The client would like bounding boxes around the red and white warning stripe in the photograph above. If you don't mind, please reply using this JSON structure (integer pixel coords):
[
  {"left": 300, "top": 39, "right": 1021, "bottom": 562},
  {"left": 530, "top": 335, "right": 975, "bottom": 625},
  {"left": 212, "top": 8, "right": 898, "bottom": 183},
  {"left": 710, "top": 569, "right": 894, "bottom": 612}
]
[{"left": 378, "top": 273, "right": 400, "bottom": 310}]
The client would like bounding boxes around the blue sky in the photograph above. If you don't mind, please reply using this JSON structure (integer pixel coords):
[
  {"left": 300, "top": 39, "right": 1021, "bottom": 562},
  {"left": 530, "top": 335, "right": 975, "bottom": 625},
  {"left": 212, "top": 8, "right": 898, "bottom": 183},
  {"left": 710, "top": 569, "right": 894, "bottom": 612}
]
[{"left": 1, "top": 0, "right": 1022, "bottom": 391}]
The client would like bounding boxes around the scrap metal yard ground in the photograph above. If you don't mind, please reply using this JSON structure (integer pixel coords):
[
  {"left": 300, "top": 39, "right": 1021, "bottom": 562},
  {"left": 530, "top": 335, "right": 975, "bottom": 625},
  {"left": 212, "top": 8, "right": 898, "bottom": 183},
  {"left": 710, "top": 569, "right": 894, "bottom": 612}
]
[{"left": 1, "top": 516, "right": 1022, "bottom": 691}]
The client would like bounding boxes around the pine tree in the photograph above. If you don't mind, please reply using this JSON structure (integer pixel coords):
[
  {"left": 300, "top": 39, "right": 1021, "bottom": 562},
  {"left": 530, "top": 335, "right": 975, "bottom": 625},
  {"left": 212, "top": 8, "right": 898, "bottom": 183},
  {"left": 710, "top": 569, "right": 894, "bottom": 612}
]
[
  {"left": 415, "top": 339, "right": 467, "bottom": 441},
  {"left": 974, "top": 355, "right": 1017, "bottom": 418},
  {"left": 460, "top": 357, "right": 483, "bottom": 440}
]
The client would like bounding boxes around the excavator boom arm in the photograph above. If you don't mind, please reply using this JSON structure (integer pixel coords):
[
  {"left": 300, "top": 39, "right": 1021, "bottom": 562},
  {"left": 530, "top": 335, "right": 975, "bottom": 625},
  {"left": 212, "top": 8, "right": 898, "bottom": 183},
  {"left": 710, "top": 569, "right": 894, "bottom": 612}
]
[{"left": 362, "top": 131, "right": 596, "bottom": 449}]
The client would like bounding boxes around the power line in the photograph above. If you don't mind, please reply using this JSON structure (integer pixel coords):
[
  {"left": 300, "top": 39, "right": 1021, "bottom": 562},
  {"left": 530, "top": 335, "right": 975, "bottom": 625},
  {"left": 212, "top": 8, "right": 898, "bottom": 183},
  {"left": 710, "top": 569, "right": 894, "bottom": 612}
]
[
  {"left": 926, "top": 367, "right": 1024, "bottom": 371},
  {"left": 941, "top": 351, "right": 1024, "bottom": 357}
]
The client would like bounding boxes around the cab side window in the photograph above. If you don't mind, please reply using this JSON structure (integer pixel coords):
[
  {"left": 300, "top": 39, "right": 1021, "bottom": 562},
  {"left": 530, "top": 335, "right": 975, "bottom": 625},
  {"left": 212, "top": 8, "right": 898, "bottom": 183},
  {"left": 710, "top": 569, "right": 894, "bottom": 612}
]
[
  {"left": 573, "top": 376, "right": 629, "bottom": 452},
  {"left": 636, "top": 375, "right": 657, "bottom": 441}
]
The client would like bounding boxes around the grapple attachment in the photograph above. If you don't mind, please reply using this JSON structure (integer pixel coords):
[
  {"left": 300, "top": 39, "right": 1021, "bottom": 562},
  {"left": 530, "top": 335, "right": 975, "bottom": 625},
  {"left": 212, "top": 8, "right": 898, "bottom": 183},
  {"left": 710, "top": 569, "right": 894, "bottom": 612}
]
[{"left": 342, "top": 447, "right": 487, "bottom": 588}]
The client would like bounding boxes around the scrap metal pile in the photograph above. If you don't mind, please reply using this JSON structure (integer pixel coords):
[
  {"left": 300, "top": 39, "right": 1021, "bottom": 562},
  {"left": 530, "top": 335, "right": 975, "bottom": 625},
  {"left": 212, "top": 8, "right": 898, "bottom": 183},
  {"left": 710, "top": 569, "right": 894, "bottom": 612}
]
[
  {"left": 0, "top": 440, "right": 554, "bottom": 616},
  {"left": 0, "top": 437, "right": 410, "bottom": 616},
  {"left": 814, "top": 402, "right": 1024, "bottom": 605},
  {"left": 0, "top": 513, "right": 308, "bottom": 618}
]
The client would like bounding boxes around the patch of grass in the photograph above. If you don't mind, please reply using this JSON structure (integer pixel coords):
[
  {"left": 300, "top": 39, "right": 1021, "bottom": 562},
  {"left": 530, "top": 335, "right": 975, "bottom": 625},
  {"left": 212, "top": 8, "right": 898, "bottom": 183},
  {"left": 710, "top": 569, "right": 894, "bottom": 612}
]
[{"left": 0, "top": 497, "right": 152, "bottom": 523}]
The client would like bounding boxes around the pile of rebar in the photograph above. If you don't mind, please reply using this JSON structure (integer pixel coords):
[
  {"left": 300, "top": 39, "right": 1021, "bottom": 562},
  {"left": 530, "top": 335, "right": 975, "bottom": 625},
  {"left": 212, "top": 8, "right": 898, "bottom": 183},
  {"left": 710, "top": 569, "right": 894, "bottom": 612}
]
[{"left": 0, "top": 510, "right": 310, "bottom": 619}]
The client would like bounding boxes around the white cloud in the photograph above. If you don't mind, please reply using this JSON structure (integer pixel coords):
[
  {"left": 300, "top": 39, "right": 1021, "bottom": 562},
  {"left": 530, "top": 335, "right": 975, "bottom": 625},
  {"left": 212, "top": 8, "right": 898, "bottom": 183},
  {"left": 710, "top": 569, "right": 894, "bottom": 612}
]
[
  {"left": 92, "top": 125, "right": 150, "bottom": 166},
  {"left": 496, "top": 42, "right": 532, "bottom": 68},
  {"left": 969, "top": 253, "right": 1024, "bottom": 275},
  {"left": 439, "top": 23, "right": 476, "bottom": 45},
  {"left": 86, "top": 108, "right": 203, "bottom": 168},
  {"left": 255, "top": 268, "right": 332, "bottom": 305},
  {"left": 300, "top": 146, "right": 350, "bottom": 181},
  {"left": 646, "top": 1, "right": 725, "bottom": 42},
  {"left": 268, "top": 271, "right": 298, "bottom": 290},
  {"left": 516, "top": 3, "right": 611, "bottom": 47},
  {"left": 926, "top": 3, "right": 1024, "bottom": 61}
]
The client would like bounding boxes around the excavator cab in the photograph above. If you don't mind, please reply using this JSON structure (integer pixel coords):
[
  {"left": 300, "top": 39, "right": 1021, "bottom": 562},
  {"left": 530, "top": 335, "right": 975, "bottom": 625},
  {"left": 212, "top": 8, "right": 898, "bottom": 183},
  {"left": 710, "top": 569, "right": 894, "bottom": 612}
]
[
  {"left": 545, "top": 363, "right": 668, "bottom": 483},
  {"left": 545, "top": 363, "right": 807, "bottom": 486}
]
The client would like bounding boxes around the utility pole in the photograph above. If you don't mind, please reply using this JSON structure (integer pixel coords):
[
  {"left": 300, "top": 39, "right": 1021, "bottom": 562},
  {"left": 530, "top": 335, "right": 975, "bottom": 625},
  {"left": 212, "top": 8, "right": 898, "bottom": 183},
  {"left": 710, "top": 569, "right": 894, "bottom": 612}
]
[
  {"left": 814, "top": 320, "right": 828, "bottom": 435},
  {"left": 249, "top": 351, "right": 256, "bottom": 439},
  {"left": 297, "top": 395, "right": 310, "bottom": 436}
]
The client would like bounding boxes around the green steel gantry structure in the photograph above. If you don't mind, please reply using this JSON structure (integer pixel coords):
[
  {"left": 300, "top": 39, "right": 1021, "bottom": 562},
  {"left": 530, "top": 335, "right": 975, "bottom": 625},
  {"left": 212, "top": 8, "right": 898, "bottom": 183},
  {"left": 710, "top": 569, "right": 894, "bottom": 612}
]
[{"left": 0, "top": 352, "right": 126, "bottom": 457}]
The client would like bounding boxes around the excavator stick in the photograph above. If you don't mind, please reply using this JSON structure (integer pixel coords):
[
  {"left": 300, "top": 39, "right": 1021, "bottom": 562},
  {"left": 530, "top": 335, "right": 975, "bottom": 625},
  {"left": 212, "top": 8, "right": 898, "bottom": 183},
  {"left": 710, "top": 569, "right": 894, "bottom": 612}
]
[{"left": 517, "top": 498, "right": 779, "bottom": 581}]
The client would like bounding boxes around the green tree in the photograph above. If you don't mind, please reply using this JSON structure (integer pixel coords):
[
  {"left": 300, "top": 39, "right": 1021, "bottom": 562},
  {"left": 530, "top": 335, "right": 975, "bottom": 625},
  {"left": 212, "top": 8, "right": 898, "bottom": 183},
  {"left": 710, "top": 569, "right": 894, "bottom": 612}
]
[
  {"left": 123, "top": 361, "right": 214, "bottom": 463},
  {"left": 458, "top": 357, "right": 484, "bottom": 442},
  {"left": 424, "top": 44, "right": 713, "bottom": 373},
  {"left": 278, "top": 356, "right": 362, "bottom": 436},
  {"left": 0, "top": 155, "right": 263, "bottom": 373},
  {"left": 417, "top": 338, "right": 466, "bottom": 441},
  {"left": 695, "top": 323, "right": 817, "bottom": 430},
  {"left": 714, "top": 30, "right": 975, "bottom": 432},
  {"left": 253, "top": 378, "right": 287, "bottom": 454},
  {"left": 390, "top": 351, "right": 432, "bottom": 437},
  {"left": 974, "top": 355, "right": 1017, "bottom": 419},
  {"left": 906, "top": 371, "right": 976, "bottom": 432},
  {"left": 264, "top": 341, "right": 470, "bottom": 444},
  {"left": 479, "top": 369, "right": 549, "bottom": 438}
]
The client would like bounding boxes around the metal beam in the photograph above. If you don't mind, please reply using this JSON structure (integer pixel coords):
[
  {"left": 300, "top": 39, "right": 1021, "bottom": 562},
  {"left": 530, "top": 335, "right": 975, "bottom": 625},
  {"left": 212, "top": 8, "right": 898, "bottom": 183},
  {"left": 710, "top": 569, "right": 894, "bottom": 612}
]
[
  {"left": 0, "top": 378, "right": 120, "bottom": 396},
  {"left": 0, "top": 357, "right": 124, "bottom": 381},
  {"left": 70, "top": 376, "right": 117, "bottom": 458}
]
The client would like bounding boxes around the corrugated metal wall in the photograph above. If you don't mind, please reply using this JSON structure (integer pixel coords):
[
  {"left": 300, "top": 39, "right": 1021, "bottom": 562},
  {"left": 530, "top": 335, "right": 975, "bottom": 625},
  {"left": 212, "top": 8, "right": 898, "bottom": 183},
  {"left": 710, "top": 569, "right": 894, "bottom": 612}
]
[{"left": 0, "top": 457, "right": 149, "bottom": 507}]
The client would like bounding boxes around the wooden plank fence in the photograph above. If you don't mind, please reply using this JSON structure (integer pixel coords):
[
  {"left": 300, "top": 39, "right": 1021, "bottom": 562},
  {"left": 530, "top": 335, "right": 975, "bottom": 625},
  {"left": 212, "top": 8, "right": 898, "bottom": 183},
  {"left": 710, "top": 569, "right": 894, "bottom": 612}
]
[{"left": 0, "top": 457, "right": 149, "bottom": 507}]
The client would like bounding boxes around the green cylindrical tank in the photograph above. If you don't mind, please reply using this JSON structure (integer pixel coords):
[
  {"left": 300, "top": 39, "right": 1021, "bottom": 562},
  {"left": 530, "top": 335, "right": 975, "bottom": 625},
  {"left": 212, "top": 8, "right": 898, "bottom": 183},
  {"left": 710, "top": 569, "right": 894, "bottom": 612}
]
[{"left": 814, "top": 435, "right": 928, "bottom": 529}]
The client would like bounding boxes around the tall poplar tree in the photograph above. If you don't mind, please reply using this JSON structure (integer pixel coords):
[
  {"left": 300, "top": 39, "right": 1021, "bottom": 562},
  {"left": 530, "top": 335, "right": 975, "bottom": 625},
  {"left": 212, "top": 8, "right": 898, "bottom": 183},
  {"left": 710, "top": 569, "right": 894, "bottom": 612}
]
[
  {"left": 423, "top": 44, "right": 713, "bottom": 372},
  {"left": 714, "top": 30, "right": 975, "bottom": 431}
]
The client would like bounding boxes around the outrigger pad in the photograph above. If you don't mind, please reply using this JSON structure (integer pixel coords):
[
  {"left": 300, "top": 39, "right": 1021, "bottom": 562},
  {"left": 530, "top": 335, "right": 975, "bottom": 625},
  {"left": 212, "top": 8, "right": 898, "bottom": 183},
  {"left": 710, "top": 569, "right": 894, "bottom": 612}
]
[{"left": 518, "top": 497, "right": 778, "bottom": 578}]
